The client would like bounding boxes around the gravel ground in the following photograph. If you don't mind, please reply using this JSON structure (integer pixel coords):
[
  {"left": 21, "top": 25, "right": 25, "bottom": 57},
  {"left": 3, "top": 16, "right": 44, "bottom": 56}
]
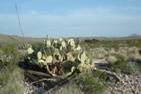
[
  {"left": 22, "top": 73, "right": 141, "bottom": 94},
  {"left": 22, "top": 59, "right": 141, "bottom": 94},
  {"left": 22, "top": 82, "right": 46, "bottom": 94},
  {"left": 105, "top": 73, "right": 141, "bottom": 94}
]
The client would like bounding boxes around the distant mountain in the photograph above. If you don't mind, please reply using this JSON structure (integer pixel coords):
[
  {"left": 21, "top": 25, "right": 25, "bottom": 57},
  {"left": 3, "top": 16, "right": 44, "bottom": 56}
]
[{"left": 129, "top": 33, "right": 140, "bottom": 37}]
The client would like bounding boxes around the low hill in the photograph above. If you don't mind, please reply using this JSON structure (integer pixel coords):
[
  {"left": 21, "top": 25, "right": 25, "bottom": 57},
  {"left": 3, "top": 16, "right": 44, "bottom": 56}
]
[
  {"left": 0, "top": 34, "right": 45, "bottom": 44},
  {"left": 0, "top": 34, "right": 141, "bottom": 44}
]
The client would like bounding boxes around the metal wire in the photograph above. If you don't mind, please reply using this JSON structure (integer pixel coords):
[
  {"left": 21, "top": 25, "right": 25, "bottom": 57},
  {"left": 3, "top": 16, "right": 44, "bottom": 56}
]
[{"left": 15, "top": 2, "right": 25, "bottom": 38}]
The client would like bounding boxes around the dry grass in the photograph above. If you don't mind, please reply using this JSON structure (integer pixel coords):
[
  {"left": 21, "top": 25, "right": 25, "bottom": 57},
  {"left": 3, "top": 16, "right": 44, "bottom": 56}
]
[
  {"left": 0, "top": 68, "right": 24, "bottom": 94},
  {"left": 58, "top": 84, "right": 84, "bottom": 94}
]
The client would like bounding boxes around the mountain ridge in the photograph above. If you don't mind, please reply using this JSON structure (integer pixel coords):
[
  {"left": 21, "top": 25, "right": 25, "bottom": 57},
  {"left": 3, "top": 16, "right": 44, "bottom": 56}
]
[{"left": 129, "top": 33, "right": 140, "bottom": 37}]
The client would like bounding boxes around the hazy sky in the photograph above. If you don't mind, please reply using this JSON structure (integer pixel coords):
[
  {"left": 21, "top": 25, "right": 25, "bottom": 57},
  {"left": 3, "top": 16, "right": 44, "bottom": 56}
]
[{"left": 0, "top": 0, "right": 141, "bottom": 38}]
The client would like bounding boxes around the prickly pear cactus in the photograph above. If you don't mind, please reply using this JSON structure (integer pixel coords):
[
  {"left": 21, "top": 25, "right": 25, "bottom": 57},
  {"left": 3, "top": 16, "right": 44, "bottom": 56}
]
[
  {"left": 24, "top": 35, "right": 93, "bottom": 77},
  {"left": 77, "top": 51, "right": 91, "bottom": 72}
]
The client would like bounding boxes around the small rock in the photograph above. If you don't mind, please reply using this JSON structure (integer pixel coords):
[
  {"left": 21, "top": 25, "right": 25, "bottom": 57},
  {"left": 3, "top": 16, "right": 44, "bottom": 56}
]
[{"left": 124, "top": 75, "right": 129, "bottom": 81}]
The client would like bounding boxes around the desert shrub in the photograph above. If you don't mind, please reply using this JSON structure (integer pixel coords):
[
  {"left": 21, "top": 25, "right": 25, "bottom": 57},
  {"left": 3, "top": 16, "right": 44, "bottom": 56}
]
[
  {"left": 75, "top": 70, "right": 108, "bottom": 94},
  {"left": 117, "top": 47, "right": 128, "bottom": 59},
  {"left": 126, "top": 39, "right": 141, "bottom": 47},
  {"left": 0, "top": 44, "right": 22, "bottom": 89},
  {"left": 81, "top": 39, "right": 141, "bottom": 50},
  {"left": 108, "top": 54, "right": 140, "bottom": 74},
  {"left": 124, "top": 62, "right": 140, "bottom": 74},
  {"left": 0, "top": 68, "right": 24, "bottom": 94},
  {"left": 110, "top": 54, "right": 128, "bottom": 72},
  {"left": 89, "top": 47, "right": 108, "bottom": 59},
  {"left": 0, "top": 68, "right": 11, "bottom": 86},
  {"left": 107, "top": 55, "right": 117, "bottom": 64},
  {"left": 127, "top": 46, "right": 141, "bottom": 62},
  {"left": 0, "top": 44, "right": 20, "bottom": 70}
]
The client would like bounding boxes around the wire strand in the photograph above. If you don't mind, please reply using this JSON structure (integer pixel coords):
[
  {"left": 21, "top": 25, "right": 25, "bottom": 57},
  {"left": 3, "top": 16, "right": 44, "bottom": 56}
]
[{"left": 15, "top": 2, "right": 25, "bottom": 38}]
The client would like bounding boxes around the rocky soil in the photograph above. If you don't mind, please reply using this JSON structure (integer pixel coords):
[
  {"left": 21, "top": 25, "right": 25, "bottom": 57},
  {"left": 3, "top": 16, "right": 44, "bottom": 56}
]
[
  {"left": 22, "top": 82, "right": 46, "bottom": 94},
  {"left": 21, "top": 58, "right": 141, "bottom": 94},
  {"left": 22, "top": 73, "right": 141, "bottom": 94},
  {"left": 105, "top": 73, "right": 141, "bottom": 94}
]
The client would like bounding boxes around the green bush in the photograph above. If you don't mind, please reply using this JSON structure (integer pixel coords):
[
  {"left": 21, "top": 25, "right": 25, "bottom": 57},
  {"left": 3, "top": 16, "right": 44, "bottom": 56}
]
[
  {"left": 0, "top": 68, "right": 11, "bottom": 86},
  {"left": 0, "top": 44, "right": 23, "bottom": 94},
  {"left": 75, "top": 70, "right": 108, "bottom": 94},
  {"left": 124, "top": 62, "right": 140, "bottom": 74},
  {"left": 0, "top": 68, "right": 24, "bottom": 94},
  {"left": 0, "top": 44, "right": 20, "bottom": 70},
  {"left": 109, "top": 54, "right": 140, "bottom": 74}
]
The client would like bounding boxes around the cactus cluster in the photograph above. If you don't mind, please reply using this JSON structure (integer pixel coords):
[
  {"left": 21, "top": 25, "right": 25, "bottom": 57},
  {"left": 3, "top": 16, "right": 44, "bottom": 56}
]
[{"left": 25, "top": 35, "right": 93, "bottom": 77}]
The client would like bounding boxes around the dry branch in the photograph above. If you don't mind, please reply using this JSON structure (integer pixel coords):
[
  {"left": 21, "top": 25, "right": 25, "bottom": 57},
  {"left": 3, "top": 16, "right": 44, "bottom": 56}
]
[
  {"left": 24, "top": 69, "right": 53, "bottom": 78},
  {"left": 43, "top": 74, "right": 75, "bottom": 94},
  {"left": 25, "top": 73, "right": 39, "bottom": 81},
  {"left": 30, "top": 78, "right": 56, "bottom": 85},
  {"left": 92, "top": 67, "right": 125, "bottom": 84}
]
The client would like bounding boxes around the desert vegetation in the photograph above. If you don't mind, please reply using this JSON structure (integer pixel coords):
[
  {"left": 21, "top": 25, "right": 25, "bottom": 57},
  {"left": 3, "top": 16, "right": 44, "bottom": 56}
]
[{"left": 0, "top": 35, "right": 141, "bottom": 94}]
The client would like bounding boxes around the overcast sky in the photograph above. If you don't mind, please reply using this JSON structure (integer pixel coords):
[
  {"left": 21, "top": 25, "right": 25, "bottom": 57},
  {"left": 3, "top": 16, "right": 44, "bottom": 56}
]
[{"left": 0, "top": 0, "right": 141, "bottom": 38}]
